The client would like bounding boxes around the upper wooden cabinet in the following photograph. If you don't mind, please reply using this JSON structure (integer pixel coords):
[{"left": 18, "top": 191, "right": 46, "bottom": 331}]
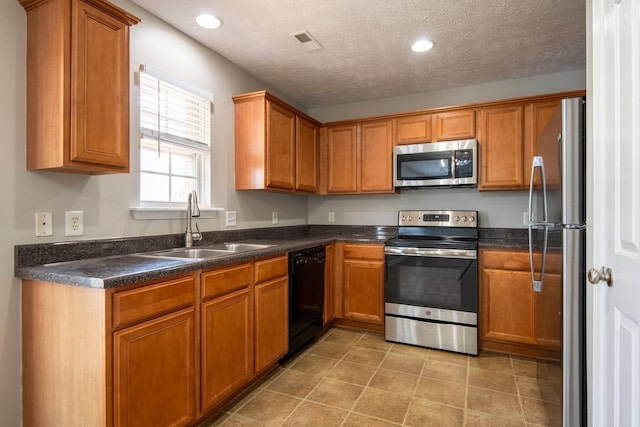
[
  {"left": 394, "top": 109, "right": 476, "bottom": 145},
  {"left": 296, "top": 116, "right": 319, "bottom": 192},
  {"left": 477, "top": 92, "right": 583, "bottom": 191},
  {"left": 233, "top": 91, "right": 320, "bottom": 193},
  {"left": 325, "top": 124, "right": 358, "bottom": 193},
  {"left": 477, "top": 104, "right": 526, "bottom": 189},
  {"left": 395, "top": 113, "right": 432, "bottom": 144},
  {"left": 432, "top": 109, "right": 476, "bottom": 141},
  {"left": 19, "top": 0, "right": 140, "bottom": 174},
  {"left": 321, "top": 119, "right": 394, "bottom": 194}
]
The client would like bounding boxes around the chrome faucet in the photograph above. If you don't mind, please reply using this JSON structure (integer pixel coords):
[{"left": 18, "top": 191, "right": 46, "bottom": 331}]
[{"left": 185, "top": 190, "right": 202, "bottom": 248}]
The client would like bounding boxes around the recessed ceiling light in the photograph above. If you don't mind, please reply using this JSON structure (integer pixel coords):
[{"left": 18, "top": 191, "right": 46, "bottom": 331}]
[
  {"left": 195, "top": 13, "right": 222, "bottom": 29},
  {"left": 411, "top": 39, "right": 434, "bottom": 53}
]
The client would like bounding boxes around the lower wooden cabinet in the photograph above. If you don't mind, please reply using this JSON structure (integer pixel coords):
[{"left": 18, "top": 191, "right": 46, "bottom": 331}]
[
  {"left": 323, "top": 243, "right": 335, "bottom": 325},
  {"left": 201, "top": 288, "right": 253, "bottom": 412},
  {"left": 113, "top": 308, "right": 196, "bottom": 427},
  {"left": 255, "top": 277, "right": 289, "bottom": 373},
  {"left": 254, "top": 255, "right": 289, "bottom": 374},
  {"left": 339, "top": 243, "right": 385, "bottom": 325},
  {"left": 22, "top": 253, "right": 291, "bottom": 427},
  {"left": 479, "top": 248, "right": 562, "bottom": 359}
]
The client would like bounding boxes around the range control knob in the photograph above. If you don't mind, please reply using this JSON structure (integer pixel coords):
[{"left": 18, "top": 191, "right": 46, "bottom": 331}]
[
  {"left": 461, "top": 216, "right": 467, "bottom": 222},
  {"left": 454, "top": 216, "right": 460, "bottom": 222},
  {"left": 469, "top": 215, "right": 476, "bottom": 222}
]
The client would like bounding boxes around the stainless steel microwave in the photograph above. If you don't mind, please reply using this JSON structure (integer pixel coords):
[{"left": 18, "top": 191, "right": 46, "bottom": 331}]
[{"left": 393, "top": 139, "right": 477, "bottom": 188}]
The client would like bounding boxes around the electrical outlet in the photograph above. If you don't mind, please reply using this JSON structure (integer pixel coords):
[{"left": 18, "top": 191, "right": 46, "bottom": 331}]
[
  {"left": 328, "top": 212, "right": 335, "bottom": 223},
  {"left": 65, "top": 211, "right": 84, "bottom": 236},
  {"left": 35, "top": 212, "right": 53, "bottom": 237},
  {"left": 226, "top": 211, "right": 237, "bottom": 227},
  {"left": 272, "top": 211, "right": 278, "bottom": 225}
]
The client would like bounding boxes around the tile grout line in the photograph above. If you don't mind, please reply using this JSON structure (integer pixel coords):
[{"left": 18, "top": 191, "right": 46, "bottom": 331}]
[
  {"left": 399, "top": 345, "right": 430, "bottom": 426},
  {"left": 339, "top": 330, "right": 389, "bottom": 426},
  {"left": 510, "top": 354, "right": 529, "bottom": 425}
]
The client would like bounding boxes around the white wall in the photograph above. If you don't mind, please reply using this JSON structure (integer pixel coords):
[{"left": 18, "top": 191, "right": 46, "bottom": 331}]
[
  {"left": 309, "top": 69, "right": 586, "bottom": 122},
  {"left": 308, "top": 69, "right": 586, "bottom": 229}
]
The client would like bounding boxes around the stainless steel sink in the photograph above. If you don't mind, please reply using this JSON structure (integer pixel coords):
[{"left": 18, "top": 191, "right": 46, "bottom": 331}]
[
  {"left": 218, "top": 243, "right": 275, "bottom": 251},
  {"left": 144, "top": 248, "right": 235, "bottom": 260},
  {"left": 140, "top": 243, "right": 275, "bottom": 261}
]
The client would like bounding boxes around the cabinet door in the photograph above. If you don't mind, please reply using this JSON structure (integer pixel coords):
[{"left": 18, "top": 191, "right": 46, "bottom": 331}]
[
  {"left": 326, "top": 125, "right": 358, "bottom": 193},
  {"left": 432, "top": 109, "right": 476, "bottom": 141},
  {"left": 70, "top": 0, "right": 130, "bottom": 170},
  {"left": 479, "top": 249, "right": 562, "bottom": 358},
  {"left": 361, "top": 120, "right": 394, "bottom": 193},
  {"left": 266, "top": 101, "right": 295, "bottom": 190},
  {"left": 255, "top": 277, "right": 288, "bottom": 373},
  {"left": 525, "top": 100, "right": 563, "bottom": 188},
  {"left": 113, "top": 308, "right": 196, "bottom": 427},
  {"left": 480, "top": 268, "right": 537, "bottom": 345},
  {"left": 201, "top": 288, "right": 254, "bottom": 412},
  {"left": 395, "top": 114, "right": 432, "bottom": 144},
  {"left": 343, "top": 259, "right": 384, "bottom": 324},
  {"left": 295, "top": 116, "right": 318, "bottom": 192},
  {"left": 478, "top": 105, "right": 525, "bottom": 190},
  {"left": 323, "top": 244, "right": 335, "bottom": 326},
  {"left": 535, "top": 272, "right": 562, "bottom": 349}
]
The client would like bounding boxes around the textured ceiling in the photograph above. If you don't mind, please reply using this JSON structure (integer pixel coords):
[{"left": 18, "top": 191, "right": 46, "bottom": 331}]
[{"left": 129, "top": 0, "right": 586, "bottom": 108}]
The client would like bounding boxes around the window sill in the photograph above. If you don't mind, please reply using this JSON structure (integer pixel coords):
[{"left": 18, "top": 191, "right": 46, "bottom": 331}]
[{"left": 129, "top": 206, "right": 224, "bottom": 220}]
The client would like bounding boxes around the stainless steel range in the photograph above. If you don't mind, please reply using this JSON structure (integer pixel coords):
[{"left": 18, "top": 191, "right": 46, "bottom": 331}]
[{"left": 384, "top": 210, "right": 478, "bottom": 355}]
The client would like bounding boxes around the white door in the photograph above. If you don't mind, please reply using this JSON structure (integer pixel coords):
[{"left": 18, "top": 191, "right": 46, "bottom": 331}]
[{"left": 589, "top": 0, "right": 640, "bottom": 426}]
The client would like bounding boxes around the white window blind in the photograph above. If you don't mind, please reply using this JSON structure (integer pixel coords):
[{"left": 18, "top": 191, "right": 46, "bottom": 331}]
[
  {"left": 139, "top": 65, "right": 212, "bottom": 152},
  {"left": 138, "top": 65, "right": 212, "bottom": 205}
]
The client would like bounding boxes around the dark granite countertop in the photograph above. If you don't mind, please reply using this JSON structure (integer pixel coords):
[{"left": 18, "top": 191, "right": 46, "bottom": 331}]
[
  {"left": 16, "top": 237, "right": 336, "bottom": 288},
  {"left": 15, "top": 225, "right": 546, "bottom": 289},
  {"left": 15, "top": 225, "right": 396, "bottom": 289}
]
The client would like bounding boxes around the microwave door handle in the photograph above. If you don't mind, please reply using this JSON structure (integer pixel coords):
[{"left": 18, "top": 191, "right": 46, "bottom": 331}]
[{"left": 451, "top": 152, "right": 456, "bottom": 178}]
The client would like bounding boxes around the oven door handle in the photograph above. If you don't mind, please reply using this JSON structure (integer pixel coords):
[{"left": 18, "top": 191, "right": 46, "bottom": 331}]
[{"left": 384, "top": 246, "right": 477, "bottom": 259}]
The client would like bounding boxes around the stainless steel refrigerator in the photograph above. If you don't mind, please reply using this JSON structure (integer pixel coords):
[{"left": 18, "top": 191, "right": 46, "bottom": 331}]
[{"left": 527, "top": 97, "right": 586, "bottom": 427}]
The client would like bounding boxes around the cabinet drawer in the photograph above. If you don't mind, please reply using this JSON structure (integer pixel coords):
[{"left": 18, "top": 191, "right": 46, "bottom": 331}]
[
  {"left": 254, "top": 255, "right": 288, "bottom": 284},
  {"left": 343, "top": 244, "right": 384, "bottom": 261},
  {"left": 480, "top": 248, "right": 561, "bottom": 273},
  {"left": 202, "top": 263, "right": 252, "bottom": 300},
  {"left": 113, "top": 275, "right": 196, "bottom": 329}
]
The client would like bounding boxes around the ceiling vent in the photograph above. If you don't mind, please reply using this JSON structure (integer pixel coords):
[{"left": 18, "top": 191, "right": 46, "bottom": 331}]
[{"left": 291, "top": 30, "right": 323, "bottom": 51}]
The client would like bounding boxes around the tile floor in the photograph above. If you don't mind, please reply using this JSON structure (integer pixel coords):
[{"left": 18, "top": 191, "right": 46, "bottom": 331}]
[{"left": 203, "top": 327, "right": 562, "bottom": 426}]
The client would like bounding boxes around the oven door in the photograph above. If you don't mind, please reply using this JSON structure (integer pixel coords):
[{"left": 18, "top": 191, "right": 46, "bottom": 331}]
[{"left": 384, "top": 248, "right": 478, "bottom": 325}]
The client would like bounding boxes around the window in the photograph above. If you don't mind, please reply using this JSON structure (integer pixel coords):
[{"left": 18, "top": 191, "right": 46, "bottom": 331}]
[{"left": 139, "top": 65, "right": 212, "bottom": 206}]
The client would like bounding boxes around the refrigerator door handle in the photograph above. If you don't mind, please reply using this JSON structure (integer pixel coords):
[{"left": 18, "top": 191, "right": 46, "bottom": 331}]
[
  {"left": 528, "top": 156, "right": 548, "bottom": 292},
  {"left": 528, "top": 156, "right": 548, "bottom": 225},
  {"left": 528, "top": 225, "right": 548, "bottom": 292}
]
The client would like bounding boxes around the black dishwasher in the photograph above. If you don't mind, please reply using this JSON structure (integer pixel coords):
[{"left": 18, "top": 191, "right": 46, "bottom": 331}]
[{"left": 282, "top": 246, "right": 325, "bottom": 361}]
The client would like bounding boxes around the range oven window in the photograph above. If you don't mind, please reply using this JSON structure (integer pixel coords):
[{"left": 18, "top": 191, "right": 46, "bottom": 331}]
[
  {"left": 385, "top": 255, "right": 478, "bottom": 313},
  {"left": 397, "top": 152, "right": 453, "bottom": 180}
]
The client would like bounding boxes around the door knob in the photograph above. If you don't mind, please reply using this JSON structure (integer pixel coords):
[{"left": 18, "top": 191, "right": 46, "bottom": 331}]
[{"left": 588, "top": 266, "right": 613, "bottom": 286}]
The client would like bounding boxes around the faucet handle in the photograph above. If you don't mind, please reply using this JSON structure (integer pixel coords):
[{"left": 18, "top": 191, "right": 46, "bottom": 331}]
[{"left": 193, "top": 221, "right": 202, "bottom": 242}]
